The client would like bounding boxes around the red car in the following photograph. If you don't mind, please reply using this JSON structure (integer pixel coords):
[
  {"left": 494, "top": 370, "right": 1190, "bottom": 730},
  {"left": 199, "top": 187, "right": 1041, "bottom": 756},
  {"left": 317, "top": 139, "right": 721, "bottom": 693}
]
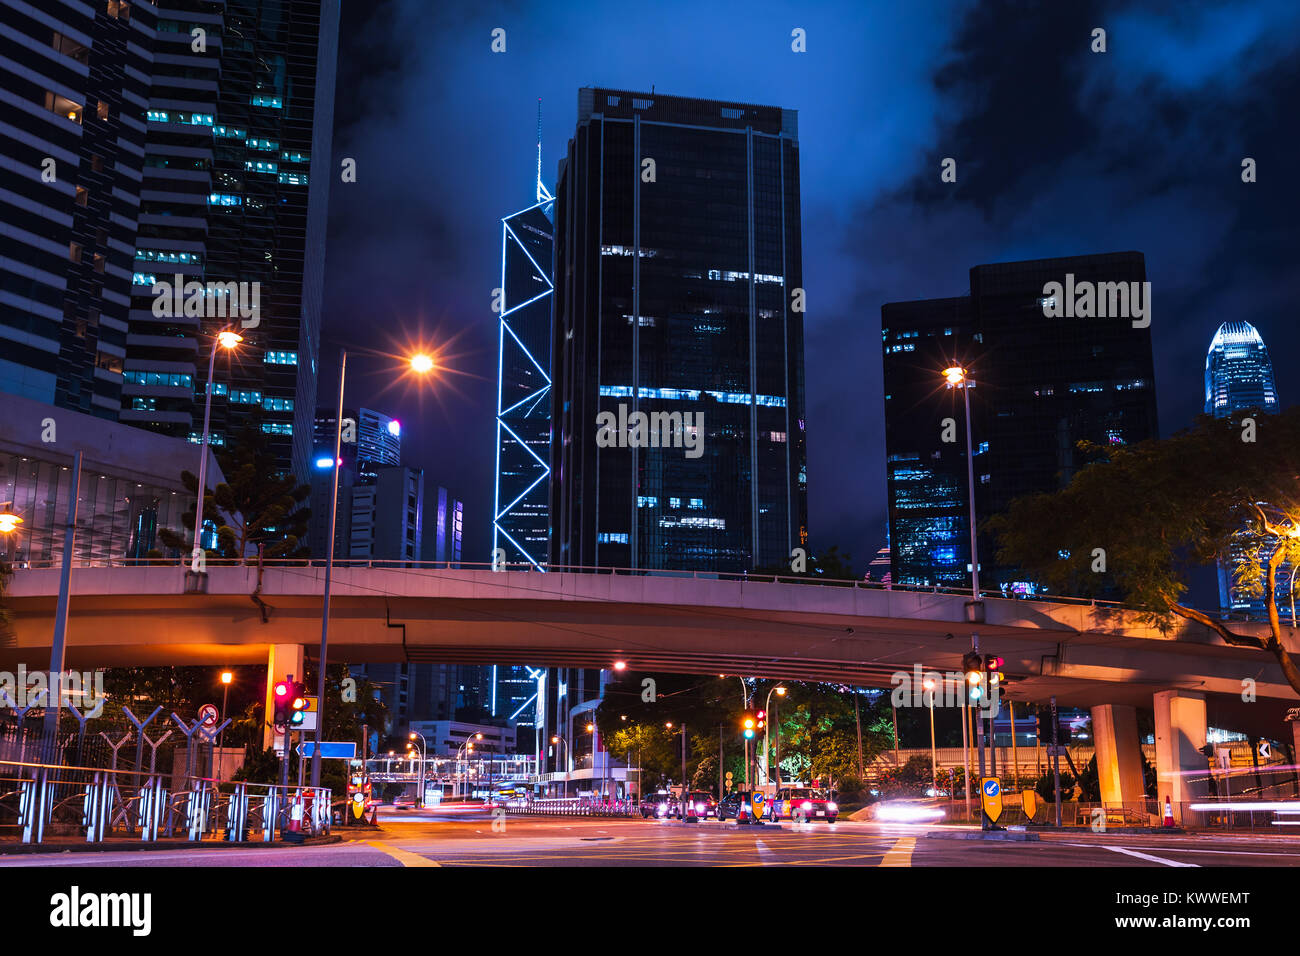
[{"left": 768, "top": 787, "right": 839, "bottom": 823}]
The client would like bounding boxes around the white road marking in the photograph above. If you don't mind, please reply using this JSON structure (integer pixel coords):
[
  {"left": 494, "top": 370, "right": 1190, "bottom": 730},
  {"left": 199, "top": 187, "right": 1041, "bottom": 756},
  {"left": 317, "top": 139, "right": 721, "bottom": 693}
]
[{"left": 1079, "top": 844, "right": 1199, "bottom": 867}]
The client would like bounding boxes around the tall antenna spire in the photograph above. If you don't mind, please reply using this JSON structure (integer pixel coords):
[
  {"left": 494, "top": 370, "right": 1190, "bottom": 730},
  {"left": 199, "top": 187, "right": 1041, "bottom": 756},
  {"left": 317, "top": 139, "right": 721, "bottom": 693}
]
[{"left": 536, "top": 98, "right": 552, "bottom": 203}]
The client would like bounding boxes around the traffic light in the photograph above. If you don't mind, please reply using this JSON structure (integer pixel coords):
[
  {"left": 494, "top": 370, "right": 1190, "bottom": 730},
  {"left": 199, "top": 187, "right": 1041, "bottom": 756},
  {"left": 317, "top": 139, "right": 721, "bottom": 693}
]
[
  {"left": 272, "top": 679, "right": 292, "bottom": 727},
  {"left": 984, "top": 655, "right": 1004, "bottom": 687},
  {"left": 961, "top": 652, "right": 983, "bottom": 701},
  {"left": 756, "top": 710, "right": 766, "bottom": 730},
  {"left": 741, "top": 713, "right": 756, "bottom": 740},
  {"left": 288, "top": 681, "right": 309, "bottom": 728}
]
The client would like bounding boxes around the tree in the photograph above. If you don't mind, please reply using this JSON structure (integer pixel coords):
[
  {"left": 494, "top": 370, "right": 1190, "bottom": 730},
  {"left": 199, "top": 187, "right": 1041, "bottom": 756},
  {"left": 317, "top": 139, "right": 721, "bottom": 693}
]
[
  {"left": 159, "top": 420, "right": 310, "bottom": 563},
  {"left": 987, "top": 409, "right": 1300, "bottom": 697}
]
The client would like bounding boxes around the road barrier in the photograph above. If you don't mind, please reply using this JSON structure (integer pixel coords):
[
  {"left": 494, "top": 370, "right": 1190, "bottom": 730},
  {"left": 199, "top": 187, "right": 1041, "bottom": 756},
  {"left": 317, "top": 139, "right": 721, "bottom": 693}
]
[
  {"left": 506, "top": 797, "right": 637, "bottom": 818},
  {"left": 0, "top": 758, "right": 329, "bottom": 847}
]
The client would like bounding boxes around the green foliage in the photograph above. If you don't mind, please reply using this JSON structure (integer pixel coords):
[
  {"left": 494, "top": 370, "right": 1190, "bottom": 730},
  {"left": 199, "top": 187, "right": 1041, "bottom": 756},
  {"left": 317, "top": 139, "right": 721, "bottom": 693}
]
[
  {"left": 232, "top": 744, "right": 282, "bottom": 785},
  {"left": 1035, "top": 768, "right": 1076, "bottom": 804},
  {"left": 987, "top": 409, "right": 1300, "bottom": 695},
  {"left": 159, "top": 420, "right": 310, "bottom": 561}
]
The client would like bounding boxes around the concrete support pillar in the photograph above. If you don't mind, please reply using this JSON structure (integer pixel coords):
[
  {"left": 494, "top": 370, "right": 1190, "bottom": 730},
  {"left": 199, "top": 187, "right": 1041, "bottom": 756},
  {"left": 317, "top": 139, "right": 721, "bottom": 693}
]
[
  {"left": 1090, "top": 704, "right": 1146, "bottom": 807},
  {"left": 1153, "top": 690, "right": 1207, "bottom": 824},
  {"left": 263, "top": 644, "right": 305, "bottom": 751}
]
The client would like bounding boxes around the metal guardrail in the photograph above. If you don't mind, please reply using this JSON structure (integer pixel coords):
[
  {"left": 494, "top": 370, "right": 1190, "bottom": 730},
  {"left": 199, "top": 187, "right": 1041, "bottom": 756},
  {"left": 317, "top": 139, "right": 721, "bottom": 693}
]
[
  {"left": 0, "top": 758, "right": 330, "bottom": 846},
  {"left": 5, "top": 556, "right": 1137, "bottom": 610},
  {"left": 504, "top": 797, "right": 637, "bottom": 818}
]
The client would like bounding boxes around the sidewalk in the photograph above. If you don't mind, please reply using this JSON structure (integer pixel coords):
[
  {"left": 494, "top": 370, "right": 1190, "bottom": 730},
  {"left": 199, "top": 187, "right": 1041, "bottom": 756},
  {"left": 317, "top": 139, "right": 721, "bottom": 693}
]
[{"left": 0, "top": 832, "right": 342, "bottom": 855}]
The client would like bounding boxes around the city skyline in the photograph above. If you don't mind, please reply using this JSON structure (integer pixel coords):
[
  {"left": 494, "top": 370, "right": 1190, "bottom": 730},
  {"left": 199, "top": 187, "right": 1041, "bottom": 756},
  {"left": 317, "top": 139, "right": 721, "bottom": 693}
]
[{"left": 324, "top": 0, "right": 1300, "bottom": 568}]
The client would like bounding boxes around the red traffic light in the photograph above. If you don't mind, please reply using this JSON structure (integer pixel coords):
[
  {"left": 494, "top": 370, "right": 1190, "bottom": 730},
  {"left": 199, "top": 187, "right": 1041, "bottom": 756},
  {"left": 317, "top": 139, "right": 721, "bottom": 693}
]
[
  {"left": 274, "top": 681, "right": 290, "bottom": 698},
  {"left": 985, "top": 655, "right": 1003, "bottom": 671}
]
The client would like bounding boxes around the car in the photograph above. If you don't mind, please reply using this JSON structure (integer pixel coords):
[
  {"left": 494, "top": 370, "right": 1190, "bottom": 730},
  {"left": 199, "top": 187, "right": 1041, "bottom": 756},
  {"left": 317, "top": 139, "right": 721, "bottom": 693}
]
[
  {"left": 715, "top": 791, "right": 766, "bottom": 822},
  {"left": 768, "top": 787, "right": 839, "bottom": 823},
  {"left": 640, "top": 792, "right": 674, "bottom": 819},
  {"left": 671, "top": 791, "right": 717, "bottom": 819}
]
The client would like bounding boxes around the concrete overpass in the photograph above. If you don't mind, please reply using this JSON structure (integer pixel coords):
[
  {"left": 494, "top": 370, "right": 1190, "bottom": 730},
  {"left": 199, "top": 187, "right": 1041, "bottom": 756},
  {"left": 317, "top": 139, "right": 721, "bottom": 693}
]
[{"left": 3, "top": 562, "right": 1299, "bottom": 820}]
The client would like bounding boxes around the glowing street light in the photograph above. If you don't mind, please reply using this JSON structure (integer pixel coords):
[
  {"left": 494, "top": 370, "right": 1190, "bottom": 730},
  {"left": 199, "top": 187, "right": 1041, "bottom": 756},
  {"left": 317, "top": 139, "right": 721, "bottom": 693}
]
[
  {"left": 312, "top": 346, "right": 443, "bottom": 791},
  {"left": 0, "top": 512, "right": 22, "bottom": 535},
  {"left": 191, "top": 328, "right": 243, "bottom": 574}
]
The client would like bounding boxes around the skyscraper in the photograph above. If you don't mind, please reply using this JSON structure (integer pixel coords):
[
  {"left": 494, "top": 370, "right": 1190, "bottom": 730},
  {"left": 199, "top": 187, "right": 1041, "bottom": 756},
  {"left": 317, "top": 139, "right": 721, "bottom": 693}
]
[
  {"left": 551, "top": 88, "right": 808, "bottom": 573},
  {"left": 493, "top": 103, "right": 553, "bottom": 570},
  {"left": 883, "top": 252, "right": 1160, "bottom": 593},
  {"left": 1204, "top": 320, "right": 1281, "bottom": 617},
  {"left": 0, "top": 1, "right": 340, "bottom": 485}
]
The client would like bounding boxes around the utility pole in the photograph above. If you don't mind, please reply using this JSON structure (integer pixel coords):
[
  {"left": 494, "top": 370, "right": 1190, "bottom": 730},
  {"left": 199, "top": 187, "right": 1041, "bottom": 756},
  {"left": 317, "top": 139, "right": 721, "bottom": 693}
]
[{"left": 1051, "top": 696, "right": 1062, "bottom": 827}]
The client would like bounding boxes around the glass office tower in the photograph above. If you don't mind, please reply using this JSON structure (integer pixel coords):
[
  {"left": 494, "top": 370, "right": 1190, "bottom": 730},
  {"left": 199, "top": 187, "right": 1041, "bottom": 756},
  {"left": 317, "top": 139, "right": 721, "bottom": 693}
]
[
  {"left": 551, "top": 88, "right": 808, "bottom": 572},
  {"left": 1205, "top": 320, "right": 1281, "bottom": 617},
  {"left": 494, "top": 188, "right": 554, "bottom": 570},
  {"left": 883, "top": 252, "right": 1159, "bottom": 594}
]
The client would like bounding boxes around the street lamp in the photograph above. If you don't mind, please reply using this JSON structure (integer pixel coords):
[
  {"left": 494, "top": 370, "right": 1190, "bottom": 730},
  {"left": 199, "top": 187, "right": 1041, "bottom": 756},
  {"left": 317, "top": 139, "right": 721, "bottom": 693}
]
[
  {"left": 942, "top": 365, "right": 980, "bottom": 602},
  {"left": 762, "top": 685, "right": 787, "bottom": 787},
  {"left": 311, "top": 348, "right": 439, "bottom": 790},
  {"left": 923, "top": 677, "right": 938, "bottom": 797},
  {"left": 409, "top": 731, "right": 427, "bottom": 808},
  {"left": 550, "top": 734, "right": 569, "bottom": 796},
  {"left": 217, "top": 670, "right": 233, "bottom": 777},
  {"left": 455, "top": 737, "right": 479, "bottom": 799},
  {"left": 191, "top": 329, "right": 242, "bottom": 573}
]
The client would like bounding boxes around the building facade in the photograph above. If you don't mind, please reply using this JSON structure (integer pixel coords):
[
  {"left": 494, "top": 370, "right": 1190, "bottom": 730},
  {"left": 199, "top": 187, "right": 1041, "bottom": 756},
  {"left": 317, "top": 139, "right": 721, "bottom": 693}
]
[
  {"left": 1, "top": 0, "right": 340, "bottom": 486},
  {"left": 1204, "top": 320, "right": 1282, "bottom": 617},
  {"left": 883, "top": 252, "right": 1160, "bottom": 593},
  {"left": 550, "top": 88, "right": 808, "bottom": 573}
]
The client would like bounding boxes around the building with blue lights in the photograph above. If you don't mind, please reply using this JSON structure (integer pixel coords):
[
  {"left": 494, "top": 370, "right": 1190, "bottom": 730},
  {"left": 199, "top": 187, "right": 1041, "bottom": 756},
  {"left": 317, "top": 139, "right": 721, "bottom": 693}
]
[
  {"left": 492, "top": 116, "right": 554, "bottom": 571},
  {"left": 883, "top": 252, "right": 1159, "bottom": 594},
  {"left": 1204, "top": 320, "right": 1282, "bottom": 617},
  {"left": 550, "top": 88, "right": 808, "bottom": 573}
]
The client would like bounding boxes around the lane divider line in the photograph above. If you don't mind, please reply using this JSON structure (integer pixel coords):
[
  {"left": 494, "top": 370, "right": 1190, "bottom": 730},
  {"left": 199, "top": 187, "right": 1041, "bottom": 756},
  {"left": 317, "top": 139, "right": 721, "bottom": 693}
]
[
  {"left": 879, "top": 836, "right": 916, "bottom": 867},
  {"left": 367, "top": 840, "right": 440, "bottom": 867}
]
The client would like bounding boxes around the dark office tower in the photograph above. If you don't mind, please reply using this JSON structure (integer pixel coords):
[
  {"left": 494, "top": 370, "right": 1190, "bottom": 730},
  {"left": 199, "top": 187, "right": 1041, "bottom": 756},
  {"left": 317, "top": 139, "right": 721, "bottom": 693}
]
[
  {"left": 883, "top": 252, "right": 1159, "bottom": 593},
  {"left": 0, "top": 0, "right": 154, "bottom": 415},
  {"left": 126, "top": 0, "right": 339, "bottom": 483},
  {"left": 493, "top": 109, "right": 553, "bottom": 571},
  {"left": 551, "top": 88, "right": 807, "bottom": 572}
]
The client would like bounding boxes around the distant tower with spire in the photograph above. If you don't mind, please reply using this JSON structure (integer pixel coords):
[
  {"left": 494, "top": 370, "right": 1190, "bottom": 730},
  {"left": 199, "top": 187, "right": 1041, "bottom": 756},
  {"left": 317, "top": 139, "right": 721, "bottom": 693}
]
[{"left": 1204, "top": 320, "right": 1281, "bottom": 618}]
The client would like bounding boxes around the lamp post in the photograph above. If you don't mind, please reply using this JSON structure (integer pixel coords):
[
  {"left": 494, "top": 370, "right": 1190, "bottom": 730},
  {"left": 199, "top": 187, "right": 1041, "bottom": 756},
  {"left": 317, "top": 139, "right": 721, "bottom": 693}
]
[
  {"left": 191, "top": 329, "right": 242, "bottom": 572},
  {"left": 723, "top": 674, "right": 751, "bottom": 787},
  {"left": 455, "top": 735, "right": 480, "bottom": 798},
  {"left": 550, "top": 734, "right": 569, "bottom": 797},
  {"left": 762, "top": 685, "right": 786, "bottom": 787},
  {"left": 923, "top": 677, "right": 938, "bottom": 797},
  {"left": 311, "top": 350, "right": 437, "bottom": 790},
  {"left": 942, "top": 366, "right": 980, "bottom": 602},
  {"left": 408, "top": 731, "right": 427, "bottom": 808},
  {"left": 218, "top": 670, "right": 232, "bottom": 778}
]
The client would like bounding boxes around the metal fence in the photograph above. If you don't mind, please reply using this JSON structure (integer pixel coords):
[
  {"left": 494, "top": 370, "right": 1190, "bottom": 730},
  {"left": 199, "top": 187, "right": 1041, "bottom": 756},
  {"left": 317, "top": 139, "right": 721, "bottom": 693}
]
[
  {"left": 928, "top": 795, "right": 1300, "bottom": 831},
  {"left": 0, "top": 757, "right": 330, "bottom": 846},
  {"left": 505, "top": 796, "right": 638, "bottom": 817}
]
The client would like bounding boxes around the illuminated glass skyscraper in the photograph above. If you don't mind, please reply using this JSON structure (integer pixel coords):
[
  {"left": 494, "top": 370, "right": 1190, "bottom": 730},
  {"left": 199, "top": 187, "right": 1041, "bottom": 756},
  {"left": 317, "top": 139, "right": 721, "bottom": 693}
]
[
  {"left": 492, "top": 104, "right": 553, "bottom": 570},
  {"left": 1205, "top": 320, "right": 1281, "bottom": 617},
  {"left": 551, "top": 88, "right": 808, "bottom": 572},
  {"left": 883, "top": 252, "right": 1159, "bottom": 592}
]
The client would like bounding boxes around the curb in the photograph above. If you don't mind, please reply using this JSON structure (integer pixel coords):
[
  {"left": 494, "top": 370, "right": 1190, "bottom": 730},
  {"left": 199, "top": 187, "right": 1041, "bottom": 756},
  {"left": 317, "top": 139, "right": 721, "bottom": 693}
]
[
  {"left": 925, "top": 830, "right": 1040, "bottom": 842},
  {"left": 0, "top": 834, "right": 343, "bottom": 856}
]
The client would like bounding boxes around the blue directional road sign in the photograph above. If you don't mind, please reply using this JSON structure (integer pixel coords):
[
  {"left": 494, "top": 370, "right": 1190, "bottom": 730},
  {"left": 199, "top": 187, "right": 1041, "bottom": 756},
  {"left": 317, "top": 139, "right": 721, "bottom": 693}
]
[{"left": 298, "top": 741, "right": 357, "bottom": 759}]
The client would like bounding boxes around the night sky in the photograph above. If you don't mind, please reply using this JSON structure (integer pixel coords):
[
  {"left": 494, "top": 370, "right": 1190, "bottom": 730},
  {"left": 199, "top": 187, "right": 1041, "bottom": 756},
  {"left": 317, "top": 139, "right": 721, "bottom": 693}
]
[{"left": 322, "top": 0, "right": 1300, "bottom": 570}]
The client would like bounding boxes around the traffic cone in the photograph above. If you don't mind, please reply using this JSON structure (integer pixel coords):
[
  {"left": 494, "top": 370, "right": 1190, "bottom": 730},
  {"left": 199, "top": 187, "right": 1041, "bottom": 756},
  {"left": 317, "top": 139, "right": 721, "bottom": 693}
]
[
  {"left": 368, "top": 804, "right": 378, "bottom": 826},
  {"left": 1162, "top": 795, "right": 1175, "bottom": 827},
  {"left": 286, "top": 792, "right": 304, "bottom": 842}
]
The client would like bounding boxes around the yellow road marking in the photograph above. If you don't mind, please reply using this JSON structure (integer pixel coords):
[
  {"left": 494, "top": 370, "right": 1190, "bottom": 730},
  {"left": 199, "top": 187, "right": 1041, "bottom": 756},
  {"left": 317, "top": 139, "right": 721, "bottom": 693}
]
[
  {"left": 879, "top": 836, "right": 916, "bottom": 867},
  {"left": 367, "top": 840, "right": 440, "bottom": 867}
]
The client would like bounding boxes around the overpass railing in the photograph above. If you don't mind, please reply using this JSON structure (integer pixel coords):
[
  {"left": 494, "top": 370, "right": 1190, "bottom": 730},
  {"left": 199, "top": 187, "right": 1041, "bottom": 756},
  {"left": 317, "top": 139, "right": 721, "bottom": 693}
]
[
  {"left": 6, "top": 555, "right": 1139, "bottom": 611},
  {"left": 0, "top": 758, "right": 330, "bottom": 846}
]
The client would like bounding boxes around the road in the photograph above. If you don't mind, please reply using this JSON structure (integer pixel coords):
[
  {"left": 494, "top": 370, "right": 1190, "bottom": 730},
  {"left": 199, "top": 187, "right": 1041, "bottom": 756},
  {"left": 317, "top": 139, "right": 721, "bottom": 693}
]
[{"left": 3, "top": 813, "right": 1299, "bottom": 866}]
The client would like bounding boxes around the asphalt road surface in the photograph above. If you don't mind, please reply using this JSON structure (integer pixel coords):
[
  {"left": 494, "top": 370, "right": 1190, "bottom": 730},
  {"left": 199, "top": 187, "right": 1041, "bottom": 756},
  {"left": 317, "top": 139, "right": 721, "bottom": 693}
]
[{"left": 4, "top": 814, "right": 1300, "bottom": 866}]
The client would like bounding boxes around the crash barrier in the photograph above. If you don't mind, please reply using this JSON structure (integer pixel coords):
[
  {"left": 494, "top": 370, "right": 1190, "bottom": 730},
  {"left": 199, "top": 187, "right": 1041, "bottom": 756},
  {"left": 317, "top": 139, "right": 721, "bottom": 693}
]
[
  {"left": 506, "top": 796, "right": 637, "bottom": 817},
  {"left": 0, "top": 758, "right": 330, "bottom": 845}
]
